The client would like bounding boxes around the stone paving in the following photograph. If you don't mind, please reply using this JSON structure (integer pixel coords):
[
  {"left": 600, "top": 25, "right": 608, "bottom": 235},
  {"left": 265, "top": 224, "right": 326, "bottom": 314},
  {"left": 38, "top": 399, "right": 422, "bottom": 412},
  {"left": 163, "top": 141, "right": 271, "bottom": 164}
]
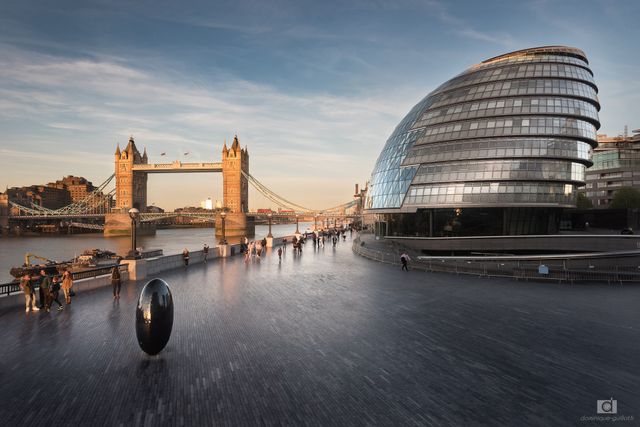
[{"left": 1, "top": 235, "right": 640, "bottom": 426}]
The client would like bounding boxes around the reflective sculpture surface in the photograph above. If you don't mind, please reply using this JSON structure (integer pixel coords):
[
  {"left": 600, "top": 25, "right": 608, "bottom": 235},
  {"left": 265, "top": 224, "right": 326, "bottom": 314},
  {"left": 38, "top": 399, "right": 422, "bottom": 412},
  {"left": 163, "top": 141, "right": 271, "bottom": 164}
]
[{"left": 135, "top": 278, "right": 174, "bottom": 355}]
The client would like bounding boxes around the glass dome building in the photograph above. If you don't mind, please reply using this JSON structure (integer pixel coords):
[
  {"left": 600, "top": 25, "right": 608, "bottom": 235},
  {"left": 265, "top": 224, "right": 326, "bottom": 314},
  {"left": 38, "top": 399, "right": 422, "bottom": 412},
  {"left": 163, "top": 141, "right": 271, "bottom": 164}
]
[{"left": 365, "top": 46, "right": 600, "bottom": 237}]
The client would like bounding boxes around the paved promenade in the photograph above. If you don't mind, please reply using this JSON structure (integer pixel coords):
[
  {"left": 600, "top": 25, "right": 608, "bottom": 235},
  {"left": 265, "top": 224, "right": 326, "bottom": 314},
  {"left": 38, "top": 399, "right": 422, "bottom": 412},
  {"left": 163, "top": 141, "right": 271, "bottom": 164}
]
[{"left": 1, "top": 235, "right": 640, "bottom": 426}]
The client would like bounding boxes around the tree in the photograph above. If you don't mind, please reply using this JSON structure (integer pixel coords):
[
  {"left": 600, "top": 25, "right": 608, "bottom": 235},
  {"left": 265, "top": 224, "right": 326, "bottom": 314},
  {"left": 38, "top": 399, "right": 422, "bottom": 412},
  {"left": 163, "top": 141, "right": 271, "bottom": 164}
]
[
  {"left": 576, "top": 192, "right": 593, "bottom": 209},
  {"left": 610, "top": 187, "right": 640, "bottom": 209}
]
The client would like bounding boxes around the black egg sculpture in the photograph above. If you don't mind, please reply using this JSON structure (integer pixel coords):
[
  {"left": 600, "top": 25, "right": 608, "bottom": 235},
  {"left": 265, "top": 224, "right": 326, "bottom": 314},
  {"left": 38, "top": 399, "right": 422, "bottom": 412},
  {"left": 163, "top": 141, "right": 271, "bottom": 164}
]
[{"left": 136, "top": 278, "right": 174, "bottom": 355}]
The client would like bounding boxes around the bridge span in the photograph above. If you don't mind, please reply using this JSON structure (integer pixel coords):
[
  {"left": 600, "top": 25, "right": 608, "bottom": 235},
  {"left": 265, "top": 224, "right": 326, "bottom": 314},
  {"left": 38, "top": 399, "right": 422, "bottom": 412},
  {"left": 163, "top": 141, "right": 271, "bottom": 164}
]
[{"left": 2, "top": 135, "right": 364, "bottom": 236}]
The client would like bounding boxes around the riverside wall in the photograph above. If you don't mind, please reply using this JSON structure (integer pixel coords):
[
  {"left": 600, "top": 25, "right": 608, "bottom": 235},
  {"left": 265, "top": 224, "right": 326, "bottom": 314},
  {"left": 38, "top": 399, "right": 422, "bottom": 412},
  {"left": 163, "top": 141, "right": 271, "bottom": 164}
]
[{"left": 0, "top": 234, "right": 296, "bottom": 311}]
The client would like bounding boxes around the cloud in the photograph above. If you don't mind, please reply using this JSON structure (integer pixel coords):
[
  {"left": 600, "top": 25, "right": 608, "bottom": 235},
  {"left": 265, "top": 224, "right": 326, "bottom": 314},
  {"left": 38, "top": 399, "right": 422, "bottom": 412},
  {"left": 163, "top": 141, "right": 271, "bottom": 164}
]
[
  {"left": 455, "top": 29, "right": 517, "bottom": 49},
  {"left": 0, "top": 43, "right": 408, "bottom": 210},
  {"left": 426, "top": 0, "right": 518, "bottom": 48}
]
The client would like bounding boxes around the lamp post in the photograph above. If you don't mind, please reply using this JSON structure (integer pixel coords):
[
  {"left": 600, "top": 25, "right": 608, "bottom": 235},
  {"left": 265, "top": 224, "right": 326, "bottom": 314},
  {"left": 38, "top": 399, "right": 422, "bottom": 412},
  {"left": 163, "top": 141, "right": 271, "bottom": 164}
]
[
  {"left": 128, "top": 208, "right": 140, "bottom": 259},
  {"left": 267, "top": 212, "right": 273, "bottom": 238},
  {"left": 220, "top": 211, "right": 227, "bottom": 245},
  {"left": 295, "top": 214, "right": 300, "bottom": 234},
  {"left": 314, "top": 214, "right": 318, "bottom": 231}
]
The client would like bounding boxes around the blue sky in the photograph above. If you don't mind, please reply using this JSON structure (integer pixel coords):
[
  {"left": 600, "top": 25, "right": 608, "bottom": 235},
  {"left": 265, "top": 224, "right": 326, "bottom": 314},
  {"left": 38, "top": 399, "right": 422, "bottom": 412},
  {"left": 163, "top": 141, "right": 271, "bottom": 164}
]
[{"left": 1, "top": 0, "right": 638, "bottom": 210}]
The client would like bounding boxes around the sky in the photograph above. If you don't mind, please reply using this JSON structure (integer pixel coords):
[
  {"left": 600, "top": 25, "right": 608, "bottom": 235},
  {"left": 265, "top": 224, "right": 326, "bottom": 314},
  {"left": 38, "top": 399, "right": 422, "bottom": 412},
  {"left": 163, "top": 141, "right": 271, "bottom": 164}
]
[{"left": 0, "top": 0, "right": 639, "bottom": 210}]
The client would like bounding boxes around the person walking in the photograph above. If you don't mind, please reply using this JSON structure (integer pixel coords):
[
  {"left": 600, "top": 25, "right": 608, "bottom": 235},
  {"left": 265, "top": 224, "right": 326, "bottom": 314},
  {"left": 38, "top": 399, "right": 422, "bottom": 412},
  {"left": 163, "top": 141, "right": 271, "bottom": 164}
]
[
  {"left": 61, "top": 270, "right": 73, "bottom": 305},
  {"left": 20, "top": 274, "right": 39, "bottom": 312},
  {"left": 277, "top": 247, "right": 283, "bottom": 261},
  {"left": 37, "top": 270, "right": 47, "bottom": 309},
  {"left": 282, "top": 238, "right": 287, "bottom": 252},
  {"left": 111, "top": 264, "right": 122, "bottom": 299},
  {"left": 400, "top": 252, "right": 411, "bottom": 271},
  {"left": 203, "top": 244, "right": 209, "bottom": 263},
  {"left": 182, "top": 248, "right": 190, "bottom": 267},
  {"left": 244, "top": 243, "right": 250, "bottom": 262},
  {"left": 39, "top": 270, "right": 53, "bottom": 312},
  {"left": 49, "top": 276, "right": 64, "bottom": 311}
]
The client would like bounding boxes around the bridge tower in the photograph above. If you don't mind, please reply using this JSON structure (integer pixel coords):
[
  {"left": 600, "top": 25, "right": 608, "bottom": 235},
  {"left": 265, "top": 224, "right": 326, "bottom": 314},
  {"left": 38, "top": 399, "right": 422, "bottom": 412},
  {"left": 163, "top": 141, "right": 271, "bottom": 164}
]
[
  {"left": 115, "top": 137, "right": 148, "bottom": 211},
  {"left": 0, "top": 192, "right": 8, "bottom": 236},
  {"left": 105, "top": 137, "right": 154, "bottom": 237},
  {"left": 219, "top": 135, "right": 254, "bottom": 237},
  {"left": 222, "top": 135, "right": 249, "bottom": 214}
]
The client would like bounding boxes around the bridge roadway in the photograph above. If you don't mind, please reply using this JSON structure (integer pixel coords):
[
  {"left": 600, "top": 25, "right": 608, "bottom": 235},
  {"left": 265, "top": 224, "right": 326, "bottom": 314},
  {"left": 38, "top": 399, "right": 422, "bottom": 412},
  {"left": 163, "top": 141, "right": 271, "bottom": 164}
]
[{"left": 1, "top": 235, "right": 639, "bottom": 425}]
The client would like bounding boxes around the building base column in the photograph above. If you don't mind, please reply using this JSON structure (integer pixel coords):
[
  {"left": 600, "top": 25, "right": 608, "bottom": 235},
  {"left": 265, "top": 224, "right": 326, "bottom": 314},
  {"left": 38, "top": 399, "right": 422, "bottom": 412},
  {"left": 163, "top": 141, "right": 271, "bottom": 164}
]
[
  {"left": 120, "top": 259, "right": 147, "bottom": 281},
  {"left": 218, "top": 244, "right": 230, "bottom": 257}
]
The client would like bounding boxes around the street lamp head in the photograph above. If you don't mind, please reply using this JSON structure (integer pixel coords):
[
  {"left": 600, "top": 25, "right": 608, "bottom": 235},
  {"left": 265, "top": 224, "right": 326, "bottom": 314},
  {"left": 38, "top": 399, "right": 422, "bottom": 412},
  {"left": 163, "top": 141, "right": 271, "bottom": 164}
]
[
  {"left": 267, "top": 213, "right": 272, "bottom": 218},
  {"left": 128, "top": 208, "right": 140, "bottom": 220},
  {"left": 220, "top": 211, "right": 226, "bottom": 219}
]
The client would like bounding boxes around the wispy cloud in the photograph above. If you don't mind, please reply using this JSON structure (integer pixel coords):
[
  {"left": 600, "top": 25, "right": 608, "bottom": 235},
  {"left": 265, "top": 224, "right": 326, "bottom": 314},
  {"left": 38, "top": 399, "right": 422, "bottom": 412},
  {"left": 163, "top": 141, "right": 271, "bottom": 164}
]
[
  {"left": 426, "top": 0, "right": 517, "bottom": 48},
  {"left": 455, "top": 28, "right": 516, "bottom": 48},
  {"left": 0, "top": 43, "right": 409, "bottom": 209}
]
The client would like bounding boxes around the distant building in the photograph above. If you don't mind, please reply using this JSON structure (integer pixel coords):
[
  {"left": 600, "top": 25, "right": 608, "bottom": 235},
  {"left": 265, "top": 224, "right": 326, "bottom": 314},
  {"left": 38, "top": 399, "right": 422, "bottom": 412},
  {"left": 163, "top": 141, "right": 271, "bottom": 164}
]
[
  {"left": 175, "top": 206, "right": 211, "bottom": 213},
  {"left": 365, "top": 46, "right": 600, "bottom": 237},
  {"left": 200, "top": 198, "right": 213, "bottom": 210},
  {"left": 147, "top": 205, "right": 165, "bottom": 213},
  {"left": 585, "top": 129, "right": 640, "bottom": 207},
  {"left": 6, "top": 175, "right": 111, "bottom": 211},
  {"left": 0, "top": 193, "right": 8, "bottom": 230},
  {"left": 7, "top": 185, "right": 71, "bottom": 210},
  {"left": 51, "top": 176, "right": 96, "bottom": 202},
  {"left": 257, "top": 208, "right": 274, "bottom": 214}
]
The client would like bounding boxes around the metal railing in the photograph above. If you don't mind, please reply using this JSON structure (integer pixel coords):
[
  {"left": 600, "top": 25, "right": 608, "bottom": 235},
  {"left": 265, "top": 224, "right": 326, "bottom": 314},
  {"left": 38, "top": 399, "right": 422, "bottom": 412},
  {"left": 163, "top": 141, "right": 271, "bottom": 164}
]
[
  {"left": 352, "top": 237, "right": 640, "bottom": 284},
  {"left": 0, "top": 264, "right": 129, "bottom": 297}
]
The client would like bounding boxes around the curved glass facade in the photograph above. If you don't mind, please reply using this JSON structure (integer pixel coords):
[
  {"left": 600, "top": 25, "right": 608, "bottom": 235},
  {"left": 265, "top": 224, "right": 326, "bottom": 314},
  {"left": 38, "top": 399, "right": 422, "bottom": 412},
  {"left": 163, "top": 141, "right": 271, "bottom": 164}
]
[{"left": 365, "top": 46, "right": 600, "bottom": 236}]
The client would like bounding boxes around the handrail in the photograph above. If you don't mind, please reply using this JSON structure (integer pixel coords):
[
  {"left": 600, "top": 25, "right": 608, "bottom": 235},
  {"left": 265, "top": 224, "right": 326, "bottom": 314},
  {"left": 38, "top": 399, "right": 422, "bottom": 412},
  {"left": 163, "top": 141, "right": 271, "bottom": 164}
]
[
  {"left": 0, "top": 264, "right": 129, "bottom": 297},
  {"left": 416, "top": 250, "right": 640, "bottom": 261},
  {"left": 386, "top": 234, "right": 640, "bottom": 241},
  {"left": 353, "top": 238, "right": 640, "bottom": 284}
]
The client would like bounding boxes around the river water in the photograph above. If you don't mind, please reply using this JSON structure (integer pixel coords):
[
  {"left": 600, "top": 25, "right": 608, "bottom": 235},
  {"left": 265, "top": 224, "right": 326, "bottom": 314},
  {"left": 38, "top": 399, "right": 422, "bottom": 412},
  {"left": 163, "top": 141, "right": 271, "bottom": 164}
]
[{"left": 0, "top": 222, "right": 314, "bottom": 282}]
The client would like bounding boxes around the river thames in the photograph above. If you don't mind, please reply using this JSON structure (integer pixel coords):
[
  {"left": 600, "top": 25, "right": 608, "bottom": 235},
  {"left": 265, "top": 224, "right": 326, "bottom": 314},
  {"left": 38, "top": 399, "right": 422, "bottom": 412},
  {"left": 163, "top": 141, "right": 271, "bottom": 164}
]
[{"left": 0, "top": 222, "right": 313, "bottom": 281}]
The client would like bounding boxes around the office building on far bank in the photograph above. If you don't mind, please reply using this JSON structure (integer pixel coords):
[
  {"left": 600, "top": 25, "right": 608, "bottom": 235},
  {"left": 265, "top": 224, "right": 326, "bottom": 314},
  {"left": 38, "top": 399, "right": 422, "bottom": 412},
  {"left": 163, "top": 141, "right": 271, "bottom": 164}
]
[{"left": 585, "top": 128, "right": 640, "bottom": 207}]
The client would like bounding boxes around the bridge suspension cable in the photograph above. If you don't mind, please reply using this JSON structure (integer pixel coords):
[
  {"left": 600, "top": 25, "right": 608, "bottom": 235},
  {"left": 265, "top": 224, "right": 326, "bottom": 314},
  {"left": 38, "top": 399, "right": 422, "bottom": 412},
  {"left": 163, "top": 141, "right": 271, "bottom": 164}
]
[
  {"left": 9, "top": 174, "right": 115, "bottom": 217},
  {"left": 242, "top": 171, "right": 357, "bottom": 215},
  {"left": 242, "top": 171, "right": 315, "bottom": 213}
]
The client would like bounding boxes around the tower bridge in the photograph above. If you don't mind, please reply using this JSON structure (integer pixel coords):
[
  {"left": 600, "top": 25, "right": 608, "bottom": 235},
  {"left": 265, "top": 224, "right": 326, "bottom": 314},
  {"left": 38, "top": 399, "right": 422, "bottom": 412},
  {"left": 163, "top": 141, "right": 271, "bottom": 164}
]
[
  {"left": 108, "top": 135, "right": 251, "bottom": 237},
  {"left": 2, "top": 136, "right": 364, "bottom": 236}
]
